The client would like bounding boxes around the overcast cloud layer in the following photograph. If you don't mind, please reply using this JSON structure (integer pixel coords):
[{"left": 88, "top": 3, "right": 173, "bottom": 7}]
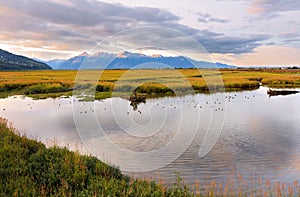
[{"left": 0, "top": 0, "right": 299, "bottom": 65}]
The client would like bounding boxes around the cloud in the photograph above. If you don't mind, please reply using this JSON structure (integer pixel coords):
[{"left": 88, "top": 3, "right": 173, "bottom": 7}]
[
  {"left": 233, "top": 45, "right": 300, "bottom": 66},
  {"left": 0, "top": 0, "right": 271, "bottom": 59},
  {"left": 196, "top": 12, "right": 230, "bottom": 23},
  {"left": 199, "top": 34, "right": 271, "bottom": 54},
  {"left": 248, "top": 0, "right": 300, "bottom": 18},
  {"left": 216, "top": 0, "right": 300, "bottom": 18},
  {"left": 277, "top": 31, "right": 300, "bottom": 46},
  {"left": 98, "top": 24, "right": 271, "bottom": 55},
  {"left": 279, "top": 31, "right": 299, "bottom": 39},
  {"left": 152, "top": 21, "right": 271, "bottom": 54},
  {"left": 2, "top": 0, "right": 179, "bottom": 27}
]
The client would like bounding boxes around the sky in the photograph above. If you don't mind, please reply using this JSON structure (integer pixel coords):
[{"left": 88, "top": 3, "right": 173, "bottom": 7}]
[{"left": 0, "top": 0, "right": 299, "bottom": 66}]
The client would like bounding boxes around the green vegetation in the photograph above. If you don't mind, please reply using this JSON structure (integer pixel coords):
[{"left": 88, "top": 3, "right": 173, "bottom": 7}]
[
  {"left": 0, "top": 68, "right": 299, "bottom": 99},
  {"left": 1, "top": 117, "right": 299, "bottom": 196},
  {"left": 0, "top": 118, "right": 168, "bottom": 196},
  {"left": 0, "top": 49, "right": 52, "bottom": 70}
]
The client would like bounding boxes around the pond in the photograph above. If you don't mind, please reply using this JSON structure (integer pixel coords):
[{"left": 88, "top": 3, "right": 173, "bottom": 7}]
[{"left": 0, "top": 86, "right": 299, "bottom": 187}]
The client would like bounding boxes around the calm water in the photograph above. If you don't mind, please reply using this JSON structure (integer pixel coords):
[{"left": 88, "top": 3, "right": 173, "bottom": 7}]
[{"left": 0, "top": 86, "right": 299, "bottom": 186}]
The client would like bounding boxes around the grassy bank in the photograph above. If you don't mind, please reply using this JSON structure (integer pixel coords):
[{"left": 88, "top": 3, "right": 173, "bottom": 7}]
[
  {"left": 0, "top": 69, "right": 299, "bottom": 99},
  {"left": 1, "top": 118, "right": 299, "bottom": 196},
  {"left": 0, "top": 118, "right": 170, "bottom": 196}
]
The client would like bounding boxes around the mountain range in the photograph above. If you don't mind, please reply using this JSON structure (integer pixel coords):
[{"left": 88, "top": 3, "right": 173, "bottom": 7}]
[
  {"left": 0, "top": 48, "right": 236, "bottom": 70},
  {"left": 0, "top": 49, "right": 52, "bottom": 70},
  {"left": 43, "top": 51, "right": 236, "bottom": 70}
]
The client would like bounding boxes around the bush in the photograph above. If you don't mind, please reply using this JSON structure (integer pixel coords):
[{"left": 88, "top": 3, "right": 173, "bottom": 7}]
[
  {"left": 0, "top": 83, "right": 28, "bottom": 92},
  {"left": 134, "top": 84, "right": 175, "bottom": 95},
  {"left": 24, "top": 83, "right": 69, "bottom": 95},
  {"left": 96, "top": 84, "right": 113, "bottom": 92}
]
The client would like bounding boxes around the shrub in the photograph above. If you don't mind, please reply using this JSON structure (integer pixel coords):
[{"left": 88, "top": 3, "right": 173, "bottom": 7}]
[{"left": 24, "top": 83, "right": 69, "bottom": 95}]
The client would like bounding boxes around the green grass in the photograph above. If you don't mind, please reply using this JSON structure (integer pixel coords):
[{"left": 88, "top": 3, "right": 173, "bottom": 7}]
[
  {"left": 0, "top": 69, "right": 299, "bottom": 99},
  {"left": 0, "top": 117, "right": 169, "bottom": 196}
]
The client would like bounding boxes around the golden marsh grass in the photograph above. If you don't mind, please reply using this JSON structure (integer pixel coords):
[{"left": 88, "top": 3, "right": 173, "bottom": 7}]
[{"left": 0, "top": 68, "right": 299, "bottom": 99}]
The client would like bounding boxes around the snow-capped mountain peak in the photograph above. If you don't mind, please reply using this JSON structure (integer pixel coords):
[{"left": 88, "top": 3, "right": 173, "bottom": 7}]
[
  {"left": 78, "top": 52, "right": 89, "bottom": 57},
  {"left": 46, "top": 51, "right": 235, "bottom": 70}
]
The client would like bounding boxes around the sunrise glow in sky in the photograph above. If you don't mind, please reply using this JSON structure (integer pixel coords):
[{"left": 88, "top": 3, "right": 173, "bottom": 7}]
[{"left": 0, "top": 0, "right": 299, "bottom": 66}]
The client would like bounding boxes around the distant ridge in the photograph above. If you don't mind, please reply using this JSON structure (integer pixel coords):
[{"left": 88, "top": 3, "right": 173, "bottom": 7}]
[
  {"left": 44, "top": 59, "right": 66, "bottom": 70},
  {"left": 0, "top": 49, "right": 52, "bottom": 70},
  {"left": 48, "top": 51, "right": 235, "bottom": 70},
  {"left": 59, "top": 52, "right": 90, "bottom": 70}
]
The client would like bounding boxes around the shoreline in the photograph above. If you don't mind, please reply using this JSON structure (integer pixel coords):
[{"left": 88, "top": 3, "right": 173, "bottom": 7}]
[{"left": 1, "top": 117, "right": 299, "bottom": 196}]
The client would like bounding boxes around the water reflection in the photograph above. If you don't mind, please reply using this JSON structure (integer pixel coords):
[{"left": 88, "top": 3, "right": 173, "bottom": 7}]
[
  {"left": 0, "top": 86, "right": 299, "bottom": 186},
  {"left": 129, "top": 92, "right": 146, "bottom": 111}
]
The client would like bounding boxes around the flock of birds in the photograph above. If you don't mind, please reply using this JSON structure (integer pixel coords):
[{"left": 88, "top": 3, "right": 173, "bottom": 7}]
[
  {"left": 71, "top": 93, "right": 258, "bottom": 115},
  {"left": 1, "top": 93, "right": 257, "bottom": 115},
  {"left": 182, "top": 98, "right": 224, "bottom": 111}
]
